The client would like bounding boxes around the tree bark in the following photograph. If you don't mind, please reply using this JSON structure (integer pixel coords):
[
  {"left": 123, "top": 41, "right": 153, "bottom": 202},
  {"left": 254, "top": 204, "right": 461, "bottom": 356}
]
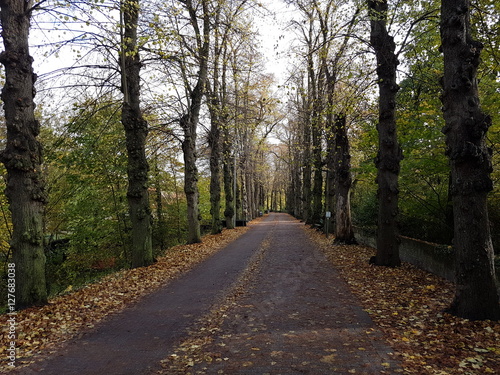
[
  {"left": 309, "top": 60, "right": 324, "bottom": 226},
  {"left": 181, "top": 113, "right": 201, "bottom": 243},
  {"left": 302, "top": 53, "right": 314, "bottom": 224},
  {"left": 0, "top": 0, "right": 48, "bottom": 309},
  {"left": 222, "top": 127, "right": 235, "bottom": 229},
  {"left": 208, "top": 109, "right": 222, "bottom": 234},
  {"left": 181, "top": 0, "right": 210, "bottom": 244},
  {"left": 120, "top": 0, "right": 153, "bottom": 267},
  {"left": 440, "top": 0, "right": 500, "bottom": 320},
  {"left": 206, "top": 6, "right": 224, "bottom": 235},
  {"left": 332, "top": 114, "right": 356, "bottom": 244},
  {"left": 368, "top": 0, "right": 402, "bottom": 267},
  {"left": 325, "top": 127, "right": 335, "bottom": 232},
  {"left": 152, "top": 158, "right": 167, "bottom": 250}
]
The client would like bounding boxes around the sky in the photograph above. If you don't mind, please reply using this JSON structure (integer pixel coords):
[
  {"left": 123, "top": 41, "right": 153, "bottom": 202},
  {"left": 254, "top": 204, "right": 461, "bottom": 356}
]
[
  {"left": 25, "top": 0, "right": 302, "bottom": 116},
  {"left": 256, "top": 1, "right": 299, "bottom": 87}
]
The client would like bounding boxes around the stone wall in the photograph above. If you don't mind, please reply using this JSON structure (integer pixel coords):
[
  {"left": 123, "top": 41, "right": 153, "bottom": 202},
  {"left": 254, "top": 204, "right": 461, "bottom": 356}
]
[
  {"left": 354, "top": 227, "right": 500, "bottom": 283},
  {"left": 354, "top": 227, "right": 455, "bottom": 281}
]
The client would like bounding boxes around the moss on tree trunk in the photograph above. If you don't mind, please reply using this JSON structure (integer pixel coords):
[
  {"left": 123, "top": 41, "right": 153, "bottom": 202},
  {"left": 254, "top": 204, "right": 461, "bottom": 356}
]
[
  {"left": 121, "top": 0, "right": 153, "bottom": 267},
  {"left": 0, "top": 0, "right": 47, "bottom": 308},
  {"left": 440, "top": 0, "right": 500, "bottom": 320}
]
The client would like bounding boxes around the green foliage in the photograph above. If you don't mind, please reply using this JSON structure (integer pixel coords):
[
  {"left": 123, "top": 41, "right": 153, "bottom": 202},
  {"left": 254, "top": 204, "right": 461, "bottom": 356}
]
[
  {"left": 351, "top": 182, "right": 377, "bottom": 228},
  {"left": 42, "top": 99, "right": 130, "bottom": 295},
  {"left": 351, "top": 1, "right": 500, "bottom": 249}
]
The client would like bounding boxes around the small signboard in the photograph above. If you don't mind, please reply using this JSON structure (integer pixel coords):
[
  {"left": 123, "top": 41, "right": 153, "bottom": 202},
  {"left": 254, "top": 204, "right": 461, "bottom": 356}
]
[{"left": 325, "top": 211, "right": 331, "bottom": 218}]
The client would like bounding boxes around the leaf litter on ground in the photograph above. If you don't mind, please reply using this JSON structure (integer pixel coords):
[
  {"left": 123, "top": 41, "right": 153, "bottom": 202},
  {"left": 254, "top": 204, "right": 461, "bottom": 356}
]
[
  {"left": 160, "top": 225, "right": 500, "bottom": 375},
  {"left": 3, "top": 218, "right": 499, "bottom": 375},
  {"left": 306, "top": 227, "right": 500, "bottom": 375},
  {"left": 0, "top": 225, "right": 251, "bottom": 372}
]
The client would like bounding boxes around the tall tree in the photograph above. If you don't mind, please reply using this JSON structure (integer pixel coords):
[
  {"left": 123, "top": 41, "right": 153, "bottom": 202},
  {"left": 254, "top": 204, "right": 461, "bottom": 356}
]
[
  {"left": 367, "top": 0, "right": 402, "bottom": 267},
  {"left": 180, "top": 0, "right": 210, "bottom": 244},
  {"left": 440, "top": 0, "right": 500, "bottom": 320},
  {"left": 332, "top": 114, "right": 356, "bottom": 243},
  {"left": 207, "top": 0, "right": 248, "bottom": 234},
  {"left": 120, "top": 0, "right": 153, "bottom": 267},
  {"left": 207, "top": 5, "right": 224, "bottom": 234},
  {"left": 321, "top": 4, "right": 359, "bottom": 244},
  {"left": 0, "top": 0, "right": 48, "bottom": 308}
]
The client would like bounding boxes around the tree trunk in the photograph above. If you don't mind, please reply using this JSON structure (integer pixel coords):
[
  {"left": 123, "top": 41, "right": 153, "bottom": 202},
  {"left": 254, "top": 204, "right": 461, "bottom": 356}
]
[
  {"left": 440, "top": 0, "right": 500, "bottom": 320},
  {"left": 309, "top": 59, "right": 323, "bottom": 226},
  {"left": 240, "top": 165, "right": 248, "bottom": 221},
  {"left": 311, "top": 121, "right": 324, "bottom": 225},
  {"left": 208, "top": 117, "right": 222, "bottom": 234},
  {"left": 324, "top": 71, "right": 336, "bottom": 236},
  {"left": 222, "top": 130, "right": 235, "bottom": 229},
  {"left": 368, "top": 0, "right": 402, "bottom": 267},
  {"left": 152, "top": 158, "right": 166, "bottom": 250},
  {"left": 180, "top": 0, "right": 210, "bottom": 244},
  {"left": 120, "top": 0, "right": 153, "bottom": 267},
  {"left": 333, "top": 114, "right": 356, "bottom": 244},
  {"left": 302, "top": 66, "right": 313, "bottom": 224},
  {"left": 181, "top": 114, "right": 202, "bottom": 243},
  {"left": 0, "top": 0, "right": 48, "bottom": 309}
]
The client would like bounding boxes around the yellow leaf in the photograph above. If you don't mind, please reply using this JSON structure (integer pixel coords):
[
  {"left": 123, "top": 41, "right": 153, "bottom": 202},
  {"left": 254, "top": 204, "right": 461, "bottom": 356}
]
[{"left": 320, "top": 354, "right": 337, "bottom": 364}]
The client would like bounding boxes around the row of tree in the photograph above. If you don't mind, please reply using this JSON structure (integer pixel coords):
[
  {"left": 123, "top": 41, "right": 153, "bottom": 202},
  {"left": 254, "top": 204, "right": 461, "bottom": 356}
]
[
  {"left": 1, "top": 0, "right": 499, "bottom": 321},
  {"left": 0, "top": 0, "right": 279, "bottom": 309},
  {"left": 277, "top": 0, "right": 499, "bottom": 320}
]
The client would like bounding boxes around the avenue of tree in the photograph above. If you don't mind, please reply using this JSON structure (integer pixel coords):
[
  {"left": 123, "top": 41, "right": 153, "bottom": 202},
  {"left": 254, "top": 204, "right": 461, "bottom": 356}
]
[{"left": 0, "top": 0, "right": 499, "bottom": 320}]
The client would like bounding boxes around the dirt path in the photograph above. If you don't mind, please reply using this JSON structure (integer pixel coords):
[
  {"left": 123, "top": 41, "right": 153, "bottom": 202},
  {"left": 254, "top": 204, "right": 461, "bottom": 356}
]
[{"left": 20, "top": 213, "right": 401, "bottom": 374}]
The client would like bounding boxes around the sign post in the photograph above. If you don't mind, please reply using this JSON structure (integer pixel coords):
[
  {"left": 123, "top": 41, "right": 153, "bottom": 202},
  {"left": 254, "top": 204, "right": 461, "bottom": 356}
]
[{"left": 325, "top": 211, "right": 331, "bottom": 238}]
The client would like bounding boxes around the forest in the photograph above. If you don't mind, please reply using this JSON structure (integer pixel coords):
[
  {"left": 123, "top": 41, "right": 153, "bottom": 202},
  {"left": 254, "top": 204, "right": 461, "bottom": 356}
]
[{"left": 0, "top": 0, "right": 499, "bottom": 321}]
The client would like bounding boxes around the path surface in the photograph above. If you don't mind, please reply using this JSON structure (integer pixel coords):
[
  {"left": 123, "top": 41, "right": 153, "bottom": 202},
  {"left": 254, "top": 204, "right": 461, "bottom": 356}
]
[{"left": 21, "top": 213, "right": 401, "bottom": 374}]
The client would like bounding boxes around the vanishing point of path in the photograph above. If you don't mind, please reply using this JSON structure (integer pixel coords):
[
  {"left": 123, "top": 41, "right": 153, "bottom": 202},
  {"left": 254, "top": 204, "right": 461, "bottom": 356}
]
[{"left": 20, "top": 213, "right": 401, "bottom": 374}]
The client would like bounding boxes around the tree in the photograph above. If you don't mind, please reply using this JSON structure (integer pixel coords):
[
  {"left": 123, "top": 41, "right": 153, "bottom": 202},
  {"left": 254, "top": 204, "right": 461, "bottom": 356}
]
[
  {"left": 120, "top": 0, "right": 153, "bottom": 267},
  {"left": 180, "top": 0, "right": 210, "bottom": 244},
  {"left": 206, "top": 0, "right": 249, "bottom": 234},
  {"left": 42, "top": 99, "right": 129, "bottom": 293},
  {"left": 321, "top": 4, "right": 359, "bottom": 244},
  {"left": 332, "top": 114, "right": 356, "bottom": 243},
  {"left": 367, "top": 0, "right": 402, "bottom": 267},
  {"left": 440, "top": 0, "right": 500, "bottom": 320},
  {"left": 207, "top": 20, "right": 224, "bottom": 234},
  {"left": 0, "top": 0, "right": 48, "bottom": 308}
]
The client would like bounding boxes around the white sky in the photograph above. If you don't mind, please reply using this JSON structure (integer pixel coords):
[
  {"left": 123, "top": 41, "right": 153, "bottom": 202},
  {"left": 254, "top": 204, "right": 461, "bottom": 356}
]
[
  {"left": 25, "top": 0, "right": 301, "bottom": 116},
  {"left": 256, "top": 0, "right": 299, "bottom": 87}
]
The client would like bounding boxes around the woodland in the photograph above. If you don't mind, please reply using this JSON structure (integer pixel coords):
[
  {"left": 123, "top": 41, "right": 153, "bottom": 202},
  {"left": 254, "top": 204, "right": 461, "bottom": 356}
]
[{"left": 0, "top": 0, "right": 499, "bottom": 322}]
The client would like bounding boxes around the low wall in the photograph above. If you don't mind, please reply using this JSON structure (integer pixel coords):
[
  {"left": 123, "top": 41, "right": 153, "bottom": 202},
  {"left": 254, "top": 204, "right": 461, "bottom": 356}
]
[
  {"left": 354, "top": 227, "right": 456, "bottom": 281},
  {"left": 354, "top": 227, "right": 500, "bottom": 283}
]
